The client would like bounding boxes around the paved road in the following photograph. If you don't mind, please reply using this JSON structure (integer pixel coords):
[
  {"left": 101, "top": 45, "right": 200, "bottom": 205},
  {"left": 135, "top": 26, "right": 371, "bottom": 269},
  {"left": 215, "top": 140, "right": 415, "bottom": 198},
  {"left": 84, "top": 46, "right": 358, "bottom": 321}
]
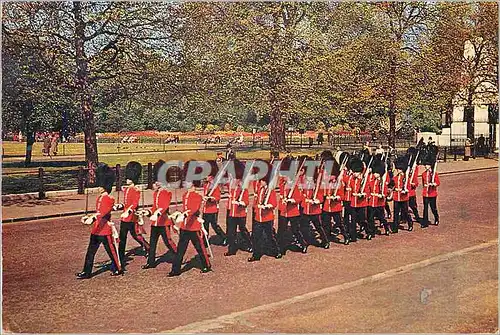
[{"left": 2, "top": 169, "right": 498, "bottom": 333}]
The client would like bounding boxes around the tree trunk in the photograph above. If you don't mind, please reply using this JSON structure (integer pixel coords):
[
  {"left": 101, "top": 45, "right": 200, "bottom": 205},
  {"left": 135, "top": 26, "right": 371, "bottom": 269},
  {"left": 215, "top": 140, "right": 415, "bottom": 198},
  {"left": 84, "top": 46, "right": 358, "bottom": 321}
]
[
  {"left": 73, "top": 1, "right": 98, "bottom": 183},
  {"left": 268, "top": 90, "right": 286, "bottom": 152},
  {"left": 24, "top": 129, "right": 35, "bottom": 167},
  {"left": 388, "top": 55, "right": 397, "bottom": 149}
]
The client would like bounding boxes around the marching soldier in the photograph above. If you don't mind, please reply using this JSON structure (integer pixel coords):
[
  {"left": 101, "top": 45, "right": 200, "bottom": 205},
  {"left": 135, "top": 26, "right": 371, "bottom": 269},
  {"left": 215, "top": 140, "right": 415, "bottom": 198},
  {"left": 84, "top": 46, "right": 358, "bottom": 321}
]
[
  {"left": 367, "top": 159, "right": 391, "bottom": 235},
  {"left": 249, "top": 163, "right": 282, "bottom": 261},
  {"left": 277, "top": 158, "right": 308, "bottom": 254},
  {"left": 322, "top": 171, "right": 349, "bottom": 245},
  {"left": 225, "top": 159, "right": 252, "bottom": 256},
  {"left": 201, "top": 160, "right": 227, "bottom": 246},
  {"left": 349, "top": 157, "right": 371, "bottom": 240},
  {"left": 340, "top": 153, "right": 356, "bottom": 242},
  {"left": 116, "top": 161, "right": 150, "bottom": 268},
  {"left": 392, "top": 156, "right": 413, "bottom": 233},
  {"left": 140, "top": 160, "right": 178, "bottom": 269},
  {"left": 76, "top": 164, "right": 122, "bottom": 279},
  {"left": 407, "top": 147, "right": 421, "bottom": 223},
  {"left": 169, "top": 161, "right": 212, "bottom": 276},
  {"left": 421, "top": 152, "right": 440, "bottom": 227},
  {"left": 301, "top": 162, "right": 330, "bottom": 249}
]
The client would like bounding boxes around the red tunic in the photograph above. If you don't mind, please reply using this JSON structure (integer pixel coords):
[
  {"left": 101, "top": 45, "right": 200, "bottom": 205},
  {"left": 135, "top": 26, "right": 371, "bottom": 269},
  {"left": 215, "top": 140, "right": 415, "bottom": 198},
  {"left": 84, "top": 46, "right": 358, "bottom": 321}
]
[
  {"left": 279, "top": 182, "right": 303, "bottom": 218},
  {"left": 392, "top": 173, "right": 409, "bottom": 202},
  {"left": 341, "top": 172, "right": 354, "bottom": 202},
  {"left": 151, "top": 189, "right": 172, "bottom": 227},
  {"left": 349, "top": 176, "right": 368, "bottom": 208},
  {"left": 408, "top": 166, "right": 419, "bottom": 197},
  {"left": 422, "top": 169, "right": 440, "bottom": 197},
  {"left": 91, "top": 193, "right": 115, "bottom": 236},
  {"left": 180, "top": 191, "right": 203, "bottom": 231},
  {"left": 368, "top": 177, "right": 389, "bottom": 208},
  {"left": 323, "top": 179, "right": 343, "bottom": 213},
  {"left": 254, "top": 186, "right": 277, "bottom": 222},
  {"left": 202, "top": 182, "right": 221, "bottom": 214},
  {"left": 228, "top": 186, "right": 249, "bottom": 218},
  {"left": 302, "top": 182, "right": 324, "bottom": 215},
  {"left": 122, "top": 186, "right": 140, "bottom": 222}
]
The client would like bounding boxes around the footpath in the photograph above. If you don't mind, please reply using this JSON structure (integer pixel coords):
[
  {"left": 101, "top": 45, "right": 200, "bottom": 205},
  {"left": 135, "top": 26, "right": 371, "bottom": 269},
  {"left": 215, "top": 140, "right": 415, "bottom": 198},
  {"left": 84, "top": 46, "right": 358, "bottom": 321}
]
[{"left": 2, "top": 158, "right": 497, "bottom": 223}]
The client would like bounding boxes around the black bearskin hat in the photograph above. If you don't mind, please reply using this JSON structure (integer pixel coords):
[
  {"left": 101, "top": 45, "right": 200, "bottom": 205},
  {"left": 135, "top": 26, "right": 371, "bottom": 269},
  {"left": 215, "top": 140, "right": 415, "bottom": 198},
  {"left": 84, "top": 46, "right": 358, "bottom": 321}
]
[
  {"left": 97, "top": 163, "right": 116, "bottom": 194},
  {"left": 207, "top": 160, "right": 219, "bottom": 178},
  {"left": 395, "top": 155, "right": 408, "bottom": 172},
  {"left": 372, "top": 159, "right": 386, "bottom": 176},
  {"left": 320, "top": 150, "right": 334, "bottom": 162},
  {"left": 153, "top": 159, "right": 165, "bottom": 183},
  {"left": 182, "top": 160, "right": 202, "bottom": 187},
  {"left": 232, "top": 159, "right": 245, "bottom": 180},
  {"left": 350, "top": 157, "right": 363, "bottom": 173},
  {"left": 260, "top": 160, "right": 273, "bottom": 184},
  {"left": 125, "top": 161, "right": 142, "bottom": 184}
]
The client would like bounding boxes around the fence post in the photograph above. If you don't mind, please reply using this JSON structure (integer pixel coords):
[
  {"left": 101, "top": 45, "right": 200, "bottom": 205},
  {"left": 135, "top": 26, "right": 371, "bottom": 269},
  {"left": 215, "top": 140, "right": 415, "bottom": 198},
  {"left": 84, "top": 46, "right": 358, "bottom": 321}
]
[
  {"left": 78, "top": 167, "right": 85, "bottom": 194},
  {"left": 147, "top": 163, "right": 153, "bottom": 189},
  {"left": 38, "top": 167, "right": 46, "bottom": 199},
  {"left": 115, "top": 164, "right": 122, "bottom": 192},
  {"left": 443, "top": 147, "right": 447, "bottom": 162}
]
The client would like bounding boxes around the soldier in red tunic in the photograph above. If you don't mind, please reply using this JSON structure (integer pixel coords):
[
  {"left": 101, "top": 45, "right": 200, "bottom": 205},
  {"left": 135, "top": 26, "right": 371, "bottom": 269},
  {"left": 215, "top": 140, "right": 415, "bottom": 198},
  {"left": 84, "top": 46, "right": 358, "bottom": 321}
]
[
  {"left": 169, "top": 161, "right": 212, "bottom": 276},
  {"left": 140, "top": 160, "right": 178, "bottom": 269},
  {"left": 277, "top": 158, "right": 308, "bottom": 254},
  {"left": 340, "top": 153, "right": 356, "bottom": 242},
  {"left": 76, "top": 164, "right": 122, "bottom": 279},
  {"left": 301, "top": 161, "right": 330, "bottom": 249},
  {"left": 407, "top": 147, "right": 421, "bottom": 223},
  {"left": 421, "top": 151, "right": 440, "bottom": 227},
  {"left": 249, "top": 162, "right": 282, "bottom": 261},
  {"left": 392, "top": 156, "right": 413, "bottom": 233},
  {"left": 367, "top": 159, "right": 391, "bottom": 235},
  {"left": 201, "top": 160, "right": 227, "bottom": 246},
  {"left": 225, "top": 159, "right": 252, "bottom": 256},
  {"left": 116, "top": 161, "right": 150, "bottom": 268},
  {"left": 322, "top": 159, "right": 349, "bottom": 244},
  {"left": 349, "top": 157, "right": 369, "bottom": 241}
]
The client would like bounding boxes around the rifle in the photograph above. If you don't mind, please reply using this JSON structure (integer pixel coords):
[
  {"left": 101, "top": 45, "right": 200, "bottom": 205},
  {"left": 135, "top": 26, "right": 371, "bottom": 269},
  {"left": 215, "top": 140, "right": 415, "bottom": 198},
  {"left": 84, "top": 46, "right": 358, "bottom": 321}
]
[
  {"left": 264, "top": 159, "right": 282, "bottom": 205},
  {"left": 286, "top": 158, "right": 306, "bottom": 200},
  {"left": 360, "top": 156, "right": 374, "bottom": 194},
  {"left": 238, "top": 160, "right": 256, "bottom": 203},
  {"left": 332, "top": 155, "right": 349, "bottom": 198},
  {"left": 409, "top": 151, "right": 420, "bottom": 188},
  {"left": 403, "top": 155, "right": 412, "bottom": 193}
]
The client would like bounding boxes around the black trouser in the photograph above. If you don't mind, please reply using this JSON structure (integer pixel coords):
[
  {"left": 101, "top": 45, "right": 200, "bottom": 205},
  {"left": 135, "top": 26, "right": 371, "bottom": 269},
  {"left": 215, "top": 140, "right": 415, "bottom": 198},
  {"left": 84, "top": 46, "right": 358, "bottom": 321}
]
[
  {"left": 252, "top": 221, "right": 280, "bottom": 259},
  {"left": 393, "top": 201, "right": 412, "bottom": 232},
  {"left": 343, "top": 201, "right": 353, "bottom": 233},
  {"left": 119, "top": 221, "right": 150, "bottom": 265},
  {"left": 202, "top": 212, "right": 226, "bottom": 242},
  {"left": 423, "top": 197, "right": 439, "bottom": 225},
  {"left": 408, "top": 196, "right": 420, "bottom": 220},
  {"left": 351, "top": 207, "right": 367, "bottom": 240},
  {"left": 226, "top": 216, "right": 252, "bottom": 254},
  {"left": 303, "top": 214, "right": 329, "bottom": 245},
  {"left": 368, "top": 206, "right": 390, "bottom": 232},
  {"left": 82, "top": 234, "right": 121, "bottom": 274},
  {"left": 278, "top": 215, "right": 308, "bottom": 252},
  {"left": 147, "top": 226, "right": 177, "bottom": 266},
  {"left": 322, "top": 211, "right": 347, "bottom": 241},
  {"left": 171, "top": 229, "right": 210, "bottom": 274},
  {"left": 385, "top": 202, "right": 392, "bottom": 217}
]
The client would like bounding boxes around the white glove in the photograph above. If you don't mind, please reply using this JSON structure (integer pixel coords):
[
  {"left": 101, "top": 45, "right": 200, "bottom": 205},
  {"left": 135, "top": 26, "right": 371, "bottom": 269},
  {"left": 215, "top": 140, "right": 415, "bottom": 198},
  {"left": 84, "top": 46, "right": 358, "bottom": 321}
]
[
  {"left": 334, "top": 196, "right": 341, "bottom": 201},
  {"left": 313, "top": 199, "right": 321, "bottom": 204},
  {"left": 238, "top": 201, "right": 246, "bottom": 206},
  {"left": 137, "top": 209, "right": 151, "bottom": 217},
  {"left": 137, "top": 215, "right": 145, "bottom": 226},
  {"left": 175, "top": 213, "right": 186, "bottom": 224},
  {"left": 378, "top": 194, "right": 384, "bottom": 199},
  {"left": 150, "top": 209, "right": 162, "bottom": 221},
  {"left": 82, "top": 215, "right": 96, "bottom": 225},
  {"left": 231, "top": 201, "right": 239, "bottom": 206},
  {"left": 113, "top": 203, "right": 124, "bottom": 211},
  {"left": 287, "top": 198, "right": 296, "bottom": 204},
  {"left": 265, "top": 203, "right": 273, "bottom": 209},
  {"left": 120, "top": 208, "right": 133, "bottom": 219}
]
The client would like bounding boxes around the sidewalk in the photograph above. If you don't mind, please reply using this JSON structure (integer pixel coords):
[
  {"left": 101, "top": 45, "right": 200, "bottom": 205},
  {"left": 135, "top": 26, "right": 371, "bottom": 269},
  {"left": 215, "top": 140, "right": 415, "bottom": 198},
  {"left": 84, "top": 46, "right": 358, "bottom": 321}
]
[{"left": 2, "top": 158, "right": 497, "bottom": 223}]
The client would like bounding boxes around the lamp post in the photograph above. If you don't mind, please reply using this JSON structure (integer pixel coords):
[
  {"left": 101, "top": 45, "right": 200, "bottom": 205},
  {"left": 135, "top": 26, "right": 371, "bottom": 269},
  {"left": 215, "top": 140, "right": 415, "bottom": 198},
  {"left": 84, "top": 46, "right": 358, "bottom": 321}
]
[{"left": 252, "top": 128, "right": 256, "bottom": 147}]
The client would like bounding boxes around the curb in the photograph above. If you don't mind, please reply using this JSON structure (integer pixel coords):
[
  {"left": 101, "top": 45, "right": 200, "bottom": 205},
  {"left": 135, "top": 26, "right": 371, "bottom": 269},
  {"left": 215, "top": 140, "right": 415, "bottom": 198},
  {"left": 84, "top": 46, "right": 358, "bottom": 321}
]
[{"left": 2, "top": 166, "right": 497, "bottom": 224}]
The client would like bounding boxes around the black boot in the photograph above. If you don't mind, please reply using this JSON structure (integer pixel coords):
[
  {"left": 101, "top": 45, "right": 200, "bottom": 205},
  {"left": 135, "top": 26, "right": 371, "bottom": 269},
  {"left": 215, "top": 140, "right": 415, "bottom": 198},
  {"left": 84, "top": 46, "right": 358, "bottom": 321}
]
[{"left": 76, "top": 271, "right": 91, "bottom": 279}]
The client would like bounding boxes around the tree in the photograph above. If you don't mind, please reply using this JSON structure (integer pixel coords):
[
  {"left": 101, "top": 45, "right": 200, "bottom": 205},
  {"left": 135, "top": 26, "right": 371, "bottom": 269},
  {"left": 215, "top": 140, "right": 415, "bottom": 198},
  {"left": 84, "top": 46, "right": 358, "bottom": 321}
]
[{"left": 3, "top": 2, "right": 180, "bottom": 181}]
